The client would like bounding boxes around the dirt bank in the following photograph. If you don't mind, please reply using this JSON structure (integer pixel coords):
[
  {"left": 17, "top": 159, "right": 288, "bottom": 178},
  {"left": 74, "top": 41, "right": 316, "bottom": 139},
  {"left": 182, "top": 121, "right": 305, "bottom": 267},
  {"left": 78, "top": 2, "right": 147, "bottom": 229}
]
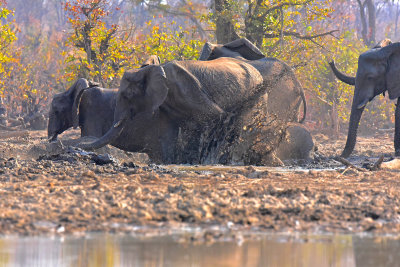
[{"left": 0, "top": 129, "right": 399, "bottom": 238}]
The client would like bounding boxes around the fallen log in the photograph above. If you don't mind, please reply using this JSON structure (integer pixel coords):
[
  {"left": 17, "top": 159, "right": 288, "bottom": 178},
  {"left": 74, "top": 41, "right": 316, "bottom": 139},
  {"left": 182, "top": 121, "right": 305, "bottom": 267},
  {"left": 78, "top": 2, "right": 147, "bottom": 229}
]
[{"left": 334, "top": 157, "right": 366, "bottom": 172}]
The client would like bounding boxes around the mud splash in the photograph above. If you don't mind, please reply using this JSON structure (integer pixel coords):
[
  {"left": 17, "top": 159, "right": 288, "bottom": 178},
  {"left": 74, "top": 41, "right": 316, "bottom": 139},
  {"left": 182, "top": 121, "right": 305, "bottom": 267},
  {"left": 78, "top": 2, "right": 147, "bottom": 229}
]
[{"left": 0, "top": 130, "right": 399, "bottom": 236}]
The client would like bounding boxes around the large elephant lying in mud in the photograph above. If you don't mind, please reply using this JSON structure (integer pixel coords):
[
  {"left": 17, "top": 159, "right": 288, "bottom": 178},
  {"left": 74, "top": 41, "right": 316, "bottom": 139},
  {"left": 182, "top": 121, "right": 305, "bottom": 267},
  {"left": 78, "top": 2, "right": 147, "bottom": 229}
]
[
  {"left": 79, "top": 56, "right": 298, "bottom": 165},
  {"left": 329, "top": 39, "right": 400, "bottom": 157},
  {"left": 199, "top": 38, "right": 307, "bottom": 123},
  {"left": 48, "top": 55, "right": 160, "bottom": 142}
]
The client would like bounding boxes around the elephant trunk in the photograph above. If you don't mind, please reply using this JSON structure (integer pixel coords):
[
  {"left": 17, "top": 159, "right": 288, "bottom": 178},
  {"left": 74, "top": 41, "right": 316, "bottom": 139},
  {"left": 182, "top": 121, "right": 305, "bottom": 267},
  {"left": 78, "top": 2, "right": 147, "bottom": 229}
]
[
  {"left": 79, "top": 117, "right": 126, "bottom": 150},
  {"left": 341, "top": 98, "right": 365, "bottom": 158},
  {"left": 329, "top": 61, "right": 356, "bottom": 85},
  {"left": 47, "top": 113, "right": 59, "bottom": 142},
  {"left": 47, "top": 118, "right": 55, "bottom": 141}
]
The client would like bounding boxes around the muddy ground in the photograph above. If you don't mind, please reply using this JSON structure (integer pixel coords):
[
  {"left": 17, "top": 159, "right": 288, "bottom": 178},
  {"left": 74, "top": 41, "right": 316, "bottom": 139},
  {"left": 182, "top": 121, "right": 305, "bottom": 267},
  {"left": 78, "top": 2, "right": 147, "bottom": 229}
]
[{"left": 0, "top": 129, "right": 400, "bottom": 240}]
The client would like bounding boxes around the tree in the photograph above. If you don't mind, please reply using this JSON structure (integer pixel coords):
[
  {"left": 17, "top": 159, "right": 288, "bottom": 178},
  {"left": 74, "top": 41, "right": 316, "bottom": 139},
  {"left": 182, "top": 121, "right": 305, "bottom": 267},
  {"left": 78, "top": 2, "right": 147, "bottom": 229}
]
[
  {"left": 210, "top": 0, "right": 336, "bottom": 47},
  {"left": 134, "top": 0, "right": 211, "bottom": 39},
  {"left": 137, "top": 20, "right": 203, "bottom": 62},
  {"left": 357, "top": 0, "right": 376, "bottom": 47},
  {"left": 64, "top": 0, "right": 136, "bottom": 87},
  {"left": 213, "top": 0, "right": 239, "bottom": 43},
  {"left": 0, "top": 2, "right": 17, "bottom": 92}
]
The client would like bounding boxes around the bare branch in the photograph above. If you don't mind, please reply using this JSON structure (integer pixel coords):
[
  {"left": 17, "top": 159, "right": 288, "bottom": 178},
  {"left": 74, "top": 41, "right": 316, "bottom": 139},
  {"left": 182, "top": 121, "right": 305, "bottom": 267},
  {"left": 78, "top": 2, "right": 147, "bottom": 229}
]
[
  {"left": 264, "top": 29, "right": 338, "bottom": 40},
  {"left": 144, "top": 2, "right": 206, "bottom": 38},
  {"left": 261, "top": 0, "right": 313, "bottom": 18}
]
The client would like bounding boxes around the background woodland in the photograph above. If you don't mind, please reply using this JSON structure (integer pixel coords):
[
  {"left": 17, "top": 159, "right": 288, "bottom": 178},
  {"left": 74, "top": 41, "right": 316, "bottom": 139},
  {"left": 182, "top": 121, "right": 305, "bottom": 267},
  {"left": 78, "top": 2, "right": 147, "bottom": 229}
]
[{"left": 1, "top": 0, "right": 400, "bottom": 135}]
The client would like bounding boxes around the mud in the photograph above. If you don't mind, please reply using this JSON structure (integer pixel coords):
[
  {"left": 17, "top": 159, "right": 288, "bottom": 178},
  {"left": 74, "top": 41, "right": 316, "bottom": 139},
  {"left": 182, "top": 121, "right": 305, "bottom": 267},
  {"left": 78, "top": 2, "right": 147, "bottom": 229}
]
[{"left": 0, "top": 129, "right": 399, "bottom": 238}]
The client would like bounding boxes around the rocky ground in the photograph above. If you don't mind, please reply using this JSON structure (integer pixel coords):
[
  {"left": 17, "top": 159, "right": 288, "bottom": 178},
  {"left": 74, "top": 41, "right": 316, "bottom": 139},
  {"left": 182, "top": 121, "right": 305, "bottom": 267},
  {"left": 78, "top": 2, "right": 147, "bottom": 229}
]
[{"left": 0, "top": 129, "right": 399, "bottom": 240}]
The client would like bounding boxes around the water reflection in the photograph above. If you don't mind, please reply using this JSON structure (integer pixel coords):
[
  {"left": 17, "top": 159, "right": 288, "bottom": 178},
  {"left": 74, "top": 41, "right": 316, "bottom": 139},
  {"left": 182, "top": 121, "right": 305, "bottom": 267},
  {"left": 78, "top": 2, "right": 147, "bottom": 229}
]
[{"left": 0, "top": 234, "right": 398, "bottom": 267}]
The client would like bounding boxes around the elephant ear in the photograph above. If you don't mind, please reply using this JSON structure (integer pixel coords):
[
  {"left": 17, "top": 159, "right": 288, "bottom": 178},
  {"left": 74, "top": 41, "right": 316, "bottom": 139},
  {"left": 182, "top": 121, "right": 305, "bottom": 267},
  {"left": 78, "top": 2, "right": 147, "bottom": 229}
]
[
  {"left": 70, "top": 78, "right": 90, "bottom": 128},
  {"left": 386, "top": 51, "right": 400, "bottom": 99},
  {"left": 223, "top": 38, "right": 265, "bottom": 60},
  {"left": 124, "top": 65, "right": 168, "bottom": 113},
  {"left": 199, "top": 42, "right": 216, "bottom": 60}
]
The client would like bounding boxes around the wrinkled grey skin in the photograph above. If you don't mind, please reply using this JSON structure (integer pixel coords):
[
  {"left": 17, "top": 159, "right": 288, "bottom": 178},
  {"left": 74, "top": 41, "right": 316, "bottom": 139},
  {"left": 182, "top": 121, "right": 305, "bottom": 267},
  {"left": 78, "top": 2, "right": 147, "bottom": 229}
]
[
  {"left": 329, "top": 40, "right": 400, "bottom": 157},
  {"left": 79, "top": 57, "right": 272, "bottom": 163},
  {"left": 47, "top": 55, "right": 161, "bottom": 142},
  {"left": 47, "top": 78, "right": 94, "bottom": 141},
  {"left": 199, "top": 38, "right": 307, "bottom": 124},
  {"left": 47, "top": 56, "right": 179, "bottom": 162},
  {"left": 275, "top": 123, "right": 314, "bottom": 162}
]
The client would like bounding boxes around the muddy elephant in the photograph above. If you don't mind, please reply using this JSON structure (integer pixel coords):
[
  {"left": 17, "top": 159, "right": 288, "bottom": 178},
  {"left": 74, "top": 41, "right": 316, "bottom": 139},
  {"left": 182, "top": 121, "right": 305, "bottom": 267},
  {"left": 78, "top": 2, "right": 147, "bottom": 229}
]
[
  {"left": 48, "top": 55, "right": 161, "bottom": 142},
  {"left": 199, "top": 38, "right": 307, "bottom": 124},
  {"left": 275, "top": 123, "right": 314, "bottom": 162},
  {"left": 329, "top": 39, "right": 400, "bottom": 157},
  {"left": 47, "top": 78, "right": 118, "bottom": 141},
  {"left": 79, "top": 56, "right": 295, "bottom": 165}
]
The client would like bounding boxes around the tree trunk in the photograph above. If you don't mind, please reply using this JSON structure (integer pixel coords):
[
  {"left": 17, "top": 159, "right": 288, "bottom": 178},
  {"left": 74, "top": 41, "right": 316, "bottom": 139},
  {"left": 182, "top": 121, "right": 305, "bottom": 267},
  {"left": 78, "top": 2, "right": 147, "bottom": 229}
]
[
  {"left": 330, "top": 101, "right": 340, "bottom": 138},
  {"left": 357, "top": 0, "right": 376, "bottom": 47},
  {"left": 243, "top": 2, "right": 266, "bottom": 47},
  {"left": 395, "top": 5, "right": 400, "bottom": 39},
  {"left": 214, "top": 0, "right": 239, "bottom": 44},
  {"left": 366, "top": 0, "right": 376, "bottom": 46}
]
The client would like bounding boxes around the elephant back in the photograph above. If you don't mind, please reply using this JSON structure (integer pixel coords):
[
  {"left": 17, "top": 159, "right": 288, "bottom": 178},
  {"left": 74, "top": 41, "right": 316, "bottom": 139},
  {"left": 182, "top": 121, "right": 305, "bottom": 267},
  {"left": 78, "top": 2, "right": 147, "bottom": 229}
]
[
  {"left": 177, "top": 58, "right": 263, "bottom": 113},
  {"left": 249, "top": 58, "right": 305, "bottom": 123}
]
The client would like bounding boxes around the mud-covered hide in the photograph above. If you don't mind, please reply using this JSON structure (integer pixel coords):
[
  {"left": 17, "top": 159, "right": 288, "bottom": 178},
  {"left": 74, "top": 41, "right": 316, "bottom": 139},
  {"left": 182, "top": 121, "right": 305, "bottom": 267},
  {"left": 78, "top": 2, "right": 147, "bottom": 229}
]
[
  {"left": 275, "top": 123, "right": 314, "bottom": 163},
  {"left": 174, "top": 92, "right": 290, "bottom": 165}
]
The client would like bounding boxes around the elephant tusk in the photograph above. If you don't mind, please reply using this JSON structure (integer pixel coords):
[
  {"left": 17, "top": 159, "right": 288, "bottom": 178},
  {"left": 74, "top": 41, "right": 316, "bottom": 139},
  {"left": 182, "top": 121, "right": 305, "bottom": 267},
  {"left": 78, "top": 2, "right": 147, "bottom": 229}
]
[
  {"left": 357, "top": 99, "right": 369, "bottom": 109},
  {"left": 48, "top": 134, "right": 57, "bottom": 142},
  {"left": 113, "top": 119, "right": 124, "bottom": 128},
  {"left": 357, "top": 103, "right": 367, "bottom": 109}
]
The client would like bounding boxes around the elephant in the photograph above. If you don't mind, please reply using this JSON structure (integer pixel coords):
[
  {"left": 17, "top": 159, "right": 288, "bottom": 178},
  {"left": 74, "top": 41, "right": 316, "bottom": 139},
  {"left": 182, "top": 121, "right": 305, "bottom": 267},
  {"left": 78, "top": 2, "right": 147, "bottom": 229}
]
[
  {"left": 79, "top": 56, "right": 296, "bottom": 165},
  {"left": 47, "top": 78, "right": 117, "bottom": 142},
  {"left": 199, "top": 38, "right": 307, "bottom": 124},
  {"left": 275, "top": 123, "right": 314, "bottom": 162},
  {"left": 47, "top": 55, "right": 161, "bottom": 142},
  {"left": 329, "top": 39, "right": 400, "bottom": 157}
]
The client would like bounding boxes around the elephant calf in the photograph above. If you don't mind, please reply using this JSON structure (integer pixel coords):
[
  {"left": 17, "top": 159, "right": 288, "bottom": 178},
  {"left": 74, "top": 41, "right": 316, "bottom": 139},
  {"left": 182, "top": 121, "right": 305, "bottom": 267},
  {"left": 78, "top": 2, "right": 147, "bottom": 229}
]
[{"left": 47, "top": 79, "right": 117, "bottom": 141}]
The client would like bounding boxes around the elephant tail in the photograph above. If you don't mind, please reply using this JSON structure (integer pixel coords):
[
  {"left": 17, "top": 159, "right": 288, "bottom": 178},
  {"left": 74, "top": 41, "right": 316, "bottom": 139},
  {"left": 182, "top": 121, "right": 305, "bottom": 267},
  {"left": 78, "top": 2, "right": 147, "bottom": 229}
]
[{"left": 297, "top": 87, "right": 307, "bottom": 123}]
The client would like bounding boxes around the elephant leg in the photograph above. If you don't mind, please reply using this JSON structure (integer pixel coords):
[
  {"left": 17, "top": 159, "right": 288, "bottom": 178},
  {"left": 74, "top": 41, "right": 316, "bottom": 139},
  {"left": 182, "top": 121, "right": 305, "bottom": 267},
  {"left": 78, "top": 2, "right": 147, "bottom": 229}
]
[{"left": 395, "top": 98, "right": 400, "bottom": 157}]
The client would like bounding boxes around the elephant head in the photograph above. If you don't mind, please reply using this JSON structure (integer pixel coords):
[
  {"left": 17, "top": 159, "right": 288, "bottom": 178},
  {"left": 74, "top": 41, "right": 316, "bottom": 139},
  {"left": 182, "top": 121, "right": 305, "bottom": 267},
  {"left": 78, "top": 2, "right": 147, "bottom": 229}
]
[
  {"left": 78, "top": 65, "right": 168, "bottom": 150},
  {"left": 330, "top": 40, "right": 400, "bottom": 157},
  {"left": 47, "top": 78, "right": 90, "bottom": 141},
  {"left": 199, "top": 38, "right": 265, "bottom": 61}
]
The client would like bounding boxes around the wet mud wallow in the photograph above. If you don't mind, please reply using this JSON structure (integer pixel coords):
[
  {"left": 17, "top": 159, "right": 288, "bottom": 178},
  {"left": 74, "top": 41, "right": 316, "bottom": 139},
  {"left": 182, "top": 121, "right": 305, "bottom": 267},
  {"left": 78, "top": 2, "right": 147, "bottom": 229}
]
[{"left": 0, "top": 130, "right": 400, "bottom": 238}]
